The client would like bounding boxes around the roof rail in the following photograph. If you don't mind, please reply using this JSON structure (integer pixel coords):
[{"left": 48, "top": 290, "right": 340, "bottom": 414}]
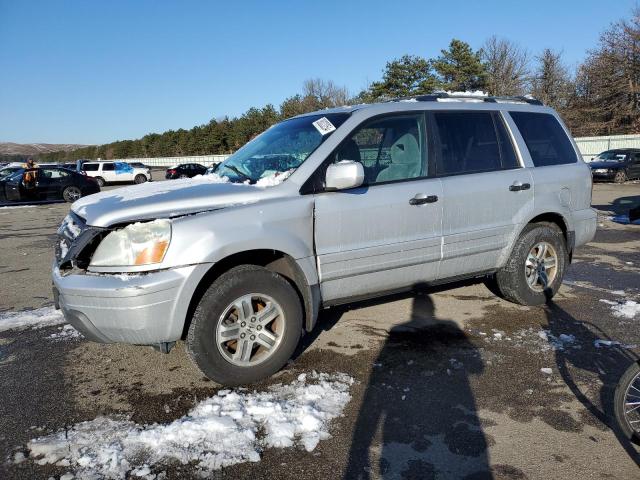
[{"left": 389, "top": 92, "right": 543, "bottom": 106}]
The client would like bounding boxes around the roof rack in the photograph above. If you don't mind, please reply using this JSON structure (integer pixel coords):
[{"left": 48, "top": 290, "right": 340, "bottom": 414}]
[{"left": 389, "top": 92, "right": 543, "bottom": 106}]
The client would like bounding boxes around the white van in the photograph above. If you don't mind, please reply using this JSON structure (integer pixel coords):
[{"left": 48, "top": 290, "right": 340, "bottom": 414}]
[{"left": 82, "top": 161, "right": 151, "bottom": 187}]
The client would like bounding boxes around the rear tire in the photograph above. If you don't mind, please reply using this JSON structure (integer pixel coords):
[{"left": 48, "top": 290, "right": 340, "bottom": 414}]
[
  {"left": 494, "top": 223, "right": 568, "bottom": 305},
  {"left": 186, "top": 265, "right": 303, "bottom": 386},
  {"left": 179, "top": 174, "right": 189, "bottom": 179},
  {"left": 614, "top": 170, "right": 628, "bottom": 184},
  {"left": 62, "top": 186, "right": 82, "bottom": 203},
  {"left": 134, "top": 174, "right": 147, "bottom": 184},
  {"left": 95, "top": 177, "right": 105, "bottom": 187}
]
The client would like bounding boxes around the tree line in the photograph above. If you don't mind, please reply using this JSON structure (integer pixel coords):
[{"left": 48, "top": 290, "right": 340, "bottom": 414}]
[{"left": 36, "top": 7, "right": 640, "bottom": 162}]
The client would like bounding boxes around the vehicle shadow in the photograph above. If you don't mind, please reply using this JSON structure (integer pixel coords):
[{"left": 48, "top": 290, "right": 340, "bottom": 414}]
[
  {"left": 543, "top": 300, "right": 640, "bottom": 466},
  {"left": 592, "top": 195, "right": 640, "bottom": 215},
  {"left": 328, "top": 286, "right": 491, "bottom": 479}
]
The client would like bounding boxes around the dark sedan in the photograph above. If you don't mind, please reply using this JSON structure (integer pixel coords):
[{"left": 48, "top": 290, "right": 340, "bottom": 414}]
[
  {"left": 165, "top": 163, "right": 207, "bottom": 179},
  {"left": 0, "top": 167, "right": 100, "bottom": 203},
  {"left": 589, "top": 149, "right": 640, "bottom": 183}
]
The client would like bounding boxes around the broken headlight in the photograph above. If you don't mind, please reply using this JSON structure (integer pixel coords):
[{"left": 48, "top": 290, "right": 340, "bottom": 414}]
[{"left": 89, "top": 219, "right": 171, "bottom": 267}]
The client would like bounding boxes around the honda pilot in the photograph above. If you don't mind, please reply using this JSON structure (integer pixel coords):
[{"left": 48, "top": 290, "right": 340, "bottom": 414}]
[{"left": 52, "top": 94, "right": 597, "bottom": 385}]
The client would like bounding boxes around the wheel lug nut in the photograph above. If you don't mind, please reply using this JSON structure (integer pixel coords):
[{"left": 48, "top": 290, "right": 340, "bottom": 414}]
[
  {"left": 257, "top": 325, "right": 262, "bottom": 330},
  {"left": 251, "top": 317, "right": 256, "bottom": 323},
  {"left": 250, "top": 335, "right": 255, "bottom": 340},
  {"left": 240, "top": 322, "right": 246, "bottom": 327},
  {"left": 240, "top": 333, "right": 246, "bottom": 338}
]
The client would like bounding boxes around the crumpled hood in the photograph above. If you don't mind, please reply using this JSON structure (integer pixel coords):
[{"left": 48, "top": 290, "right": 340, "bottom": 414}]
[
  {"left": 72, "top": 177, "right": 269, "bottom": 227},
  {"left": 589, "top": 161, "right": 625, "bottom": 169}
]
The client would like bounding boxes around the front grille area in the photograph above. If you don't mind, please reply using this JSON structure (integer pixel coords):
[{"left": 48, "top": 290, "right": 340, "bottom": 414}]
[{"left": 55, "top": 212, "right": 87, "bottom": 266}]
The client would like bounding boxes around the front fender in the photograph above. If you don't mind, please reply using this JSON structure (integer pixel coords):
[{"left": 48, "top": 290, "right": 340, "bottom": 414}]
[{"left": 164, "top": 196, "right": 316, "bottom": 266}]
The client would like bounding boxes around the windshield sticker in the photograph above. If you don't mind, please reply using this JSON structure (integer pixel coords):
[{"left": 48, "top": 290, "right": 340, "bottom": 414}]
[{"left": 312, "top": 117, "right": 336, "bottom": 135}]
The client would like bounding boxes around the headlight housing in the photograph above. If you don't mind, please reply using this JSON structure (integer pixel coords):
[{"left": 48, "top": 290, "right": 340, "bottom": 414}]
[{"left": 90, "top": 219, "right": 171, "bottom": 267}]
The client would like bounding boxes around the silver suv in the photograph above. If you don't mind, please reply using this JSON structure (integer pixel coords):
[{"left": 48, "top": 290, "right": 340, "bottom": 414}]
[{"left": 52, "top": 94, "right": 597, "bottom": 385}]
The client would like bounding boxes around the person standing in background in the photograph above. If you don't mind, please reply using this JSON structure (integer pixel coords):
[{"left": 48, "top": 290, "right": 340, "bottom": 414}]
[{"left": 23, "top": 156, "right": 38, "bottom": 189}]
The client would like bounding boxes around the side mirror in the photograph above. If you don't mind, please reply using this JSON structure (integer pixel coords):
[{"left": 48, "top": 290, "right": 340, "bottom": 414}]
[{"left": 325, "top": 160, "right": 365, "bottom": 191}]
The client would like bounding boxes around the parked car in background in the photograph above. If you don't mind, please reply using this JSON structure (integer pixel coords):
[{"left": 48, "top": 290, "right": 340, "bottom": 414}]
[
  {"left": 0, "top": 165, "right": 25, "bottom": 180},
  {"left": 128, "top": 162, "right": 150, "bottom": 170},
  {"left": 82, "top": 161, "right": 151, "bottom": 187},
  {"left": 166, "top": 163, "right": 207, "bottom": 179},
  {"left": 61, "top": 162, "right": 79, "bottom": 171},
  {"left": 53, "top": 94, "right": 596, "bottom": 386},
  {"left": 589, "top": 148, "right": 640, "bottom": 183},
  {"left": 1, "top": 167, "right": 99, "bottom": 203}
]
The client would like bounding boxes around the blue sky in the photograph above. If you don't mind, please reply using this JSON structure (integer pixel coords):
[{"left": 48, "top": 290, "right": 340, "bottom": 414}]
[{"left": 0, "top": 0, "right": 636, "bottom": 145}]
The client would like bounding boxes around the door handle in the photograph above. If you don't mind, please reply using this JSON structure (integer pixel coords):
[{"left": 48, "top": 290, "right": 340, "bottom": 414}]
[
  {"left": 509, "top": 182, "right": 530, "bottom": 192},
  {"left": 409, "top": 194, "right": 438, "bottom": 205}
]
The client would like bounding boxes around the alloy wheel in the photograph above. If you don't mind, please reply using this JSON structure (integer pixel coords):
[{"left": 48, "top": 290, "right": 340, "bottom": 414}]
[
  {"left": 63, "top": 186, "right": 82, "bottom": 202},
  {"left": 524, "top": 241, "right": 558, "bottom": 291},
  {"left": 623, "top": 370, "right": 640, "bottom": 435},
  {"left": 216, "top": 293, "right": 285, "bottom": 367}
]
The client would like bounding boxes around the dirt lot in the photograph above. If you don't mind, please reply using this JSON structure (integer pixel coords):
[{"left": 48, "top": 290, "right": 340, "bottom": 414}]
[{"left": 1, "top": 181, "right": 639, "bottom": 479}]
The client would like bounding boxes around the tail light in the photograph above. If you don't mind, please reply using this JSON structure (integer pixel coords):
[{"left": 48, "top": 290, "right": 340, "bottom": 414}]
[{"left": 168, "top": 169, "right": 176, "bottom": 175}]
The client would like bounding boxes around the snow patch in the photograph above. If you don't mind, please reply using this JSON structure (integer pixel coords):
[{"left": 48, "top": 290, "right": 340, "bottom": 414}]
[
  {"left": 0, "top": 204, "right": 38, "bottom": 209},
  {"left": 255, "top": 169, "right": 294, "bottom": 187},
  {"left": 600, "top": 299, "right": 640, "bottom": 319},
  {"left": 26, "top": 372, "right": 353, "bottom": 479},
  {"left": 0, "top": 306, "right": 65, "bottom": 332},
  {"left": 47, "top": 324, "right": 83, "bottom": 341},
  {"left": 58, "top": 240, "right": 69, "bottom": 258}
]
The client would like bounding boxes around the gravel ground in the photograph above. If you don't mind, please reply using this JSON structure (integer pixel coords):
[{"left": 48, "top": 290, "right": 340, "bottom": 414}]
[{"left": 0, "top": 180, "right": 639, "bottom": 479}]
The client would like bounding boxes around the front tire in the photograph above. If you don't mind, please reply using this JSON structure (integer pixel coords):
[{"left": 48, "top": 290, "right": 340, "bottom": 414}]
[
  {"left": 614, "top": 361, "right": 640, "bottom": 444},
  {"left": 95, "top": 177, "right": 105, "bottom": 187},
  {"left": 186, "top": 265, "right": 303, "bottom": 386},
  {"left": 493, "top": 223, "right": 568, "bottom": 305}
]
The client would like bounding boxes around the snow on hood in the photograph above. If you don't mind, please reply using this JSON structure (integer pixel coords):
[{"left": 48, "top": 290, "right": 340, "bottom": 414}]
[{"left": 73, "top": 174, "right": 269, "bottom": 227}]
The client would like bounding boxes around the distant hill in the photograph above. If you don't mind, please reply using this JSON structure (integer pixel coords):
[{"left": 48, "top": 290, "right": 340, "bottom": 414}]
[{"left": 0, "top": 142, "right": 88, "bottom": 156}]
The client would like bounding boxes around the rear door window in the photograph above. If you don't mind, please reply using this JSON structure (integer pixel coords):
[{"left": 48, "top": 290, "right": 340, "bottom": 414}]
[
  {"left": 509, "top": 112, "right": 577, "bottom": 167},
  {"left": 431, "top": 111, "right": 509, "bottom": 175}
]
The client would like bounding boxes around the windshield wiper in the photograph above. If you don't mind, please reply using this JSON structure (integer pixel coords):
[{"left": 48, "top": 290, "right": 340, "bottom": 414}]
[{"left": 222, "top": 164, "right": 254, "bottom": 183}]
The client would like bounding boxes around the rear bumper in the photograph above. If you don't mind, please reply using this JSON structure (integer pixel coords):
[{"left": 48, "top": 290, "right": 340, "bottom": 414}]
[
  {"left": 52, "top": 262, "right": 212, "bottom": 344},
  {"left": 571, "top": 208, "right": 597, "bottom": 248}
]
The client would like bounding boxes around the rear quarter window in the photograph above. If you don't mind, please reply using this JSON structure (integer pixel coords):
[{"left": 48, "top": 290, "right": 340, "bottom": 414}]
[
  {"left": 83, "top": 163, "right": 98, "bottom": 171},
  {"left": 509, "top": 112, "right": 577, "bottom": 167}
]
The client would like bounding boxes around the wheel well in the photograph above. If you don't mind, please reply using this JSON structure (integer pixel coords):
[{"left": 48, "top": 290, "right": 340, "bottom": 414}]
[
  {"left": 528, "top": 213, "right": 568, "bottom": 241},
  {"left": 181, "top": 250, "right": 314, "bottom": 339}
]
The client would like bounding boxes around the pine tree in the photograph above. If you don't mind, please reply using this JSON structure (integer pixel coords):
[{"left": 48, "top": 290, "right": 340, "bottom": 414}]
[
  {"left": 362, "top": 55, "right": 440, "bottom": 101},
  {"left": 432, "top": 39, "right": 487, "bottom": 92}
]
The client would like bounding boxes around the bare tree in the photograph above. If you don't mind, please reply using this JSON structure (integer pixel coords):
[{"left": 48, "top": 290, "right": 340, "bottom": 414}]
[
  {"left": 302, "top": 78, "right": 351, "bottom": 108},
  {"left": 573, "top": 10, "right": 640, "bottom": 134},
  {"left": 481, "top": 36, "right": 529, "bottom": 96},
  {"left": 530, "top": 48, "right": 573, "bottom": 110}
]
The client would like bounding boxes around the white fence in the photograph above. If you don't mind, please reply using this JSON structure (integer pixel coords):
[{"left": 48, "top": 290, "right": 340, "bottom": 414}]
[
  {"left": 55, "top": 134, "right": 639, "bottom": 167},
  {"left": 108, "top": 155, "right": 230, "bottom": 168},
  {"left": 574, "top": 134, "right": 640, "bottom": 161}
]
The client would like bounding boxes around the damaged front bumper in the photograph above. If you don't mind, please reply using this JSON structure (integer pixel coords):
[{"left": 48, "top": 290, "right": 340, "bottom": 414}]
[{"left": 52, "top": 262, "right": 212, "bottom": 344}]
